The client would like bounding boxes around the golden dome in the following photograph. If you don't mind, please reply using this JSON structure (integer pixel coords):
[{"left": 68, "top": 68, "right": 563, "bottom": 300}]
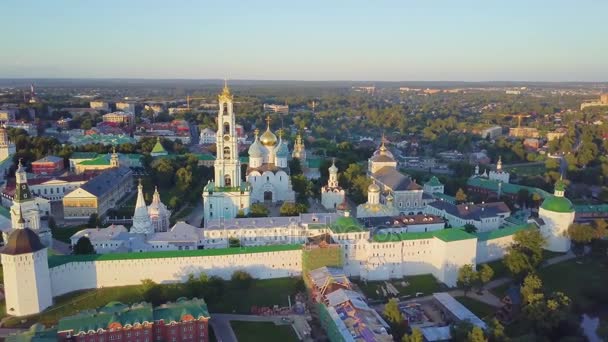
[
  {"left": 260, "top": 128, "right": 277, "bottom": 146},
  {"left": 368, "top": 182, "right": 380, "bottom": 193},
  {"left": 260, "top": 115, "right": 277, "bottom": 146}
]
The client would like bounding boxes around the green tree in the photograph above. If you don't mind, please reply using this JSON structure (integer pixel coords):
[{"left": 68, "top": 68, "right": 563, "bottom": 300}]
[
  {"left": 249, "top": 203, "right": 269, "bottom": 217},
  {"left": 486, "top": 318, "right": 508, "bottom": 342},
  {"left": 402, "top": 328, "right": 423, "bottom": 342},
  {"left": 383, "top": 298, "right": 403, "bottom": 325},
  {"left": 478, "top": 264, "right": 495, "bottom": 292},
  {"left": 73, "top": 236, "right": 95, "bottom": 255},
  {"left": 451, "top": 321, "right": 474, "bottom": 342},
  {"left": 457, "top": 264, "right": 478, "bottom": 295},
  {"left": 87, "top": 213, "right": 100, "bottom": 227},
  {"left": 231, "top": 270, "right": 253, "bottom": 289},
  {"left": 288, "top": 157, "right": 303, "bottom": 176},
  {"left": 567, "top": 223, "right": 595, "bottom": 255},
  {"left": 176, "top": 167, "right": 193, "bottom": 190},
  {"left": 520, "top": 274, "right": 571, "bottom": 334},
  {"left": 464, "top": 223, "right": 477, "bottom": 234},
  {"left": 280, "top": 202, "right": 308, "bottom": 216},
  {"left": 503, "top": 229, "right": 545, "bottom": 279},
  {"left": 467, "top": 326, "right": 488, "bottom": 342},
  {"left": 455, "top": 188, "right": 468, "bottom": 203},
  {"left": 228, "top": 237, "right": 241, "bottom": 248}
]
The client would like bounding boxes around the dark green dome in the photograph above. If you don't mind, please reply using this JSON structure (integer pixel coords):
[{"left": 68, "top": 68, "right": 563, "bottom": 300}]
[{"left": 541, "top": 195, "right": 574, "bottom": 213}]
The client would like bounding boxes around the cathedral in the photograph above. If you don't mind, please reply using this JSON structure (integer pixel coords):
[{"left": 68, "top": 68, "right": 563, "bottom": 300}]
[
  {"left": 246, "top": 116, "right": 296, "bottom": 203},
  {"left": 202, "top": 83, "right": 251, "bottom": 223},
  {"left": 131, "top": 181, "right": 171, "bottom": 234}
]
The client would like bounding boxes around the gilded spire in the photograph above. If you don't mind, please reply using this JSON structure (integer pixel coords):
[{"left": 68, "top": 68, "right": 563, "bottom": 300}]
[{"left": 219, "top": 79, "right": 233, "bottom": 102}]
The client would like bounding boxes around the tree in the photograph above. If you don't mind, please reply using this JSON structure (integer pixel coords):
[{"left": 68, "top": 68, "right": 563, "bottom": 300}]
[
  {"left": 451, "top": 321, "right": 474, "bottom": 342},
  {"left": 140, "top": 279, "right": 164, "bottom": 306},
  {"left": 249, "top": 203, "right": 269, "bottom": 217},
  {"left": 464, "top": 223, "right": 477, "bottom": 234},
  {"left": 175, "top": 167, "right": 193, "bottom": 190},
  {"left": 280, "top": 202, "right": 308, "bottom": 216},
  {"left": 383, "top": 298, "right": 403, "bottom": 325},
  {"left": 402, "top": 328, "right": 423, "bottom": 342},
  {"left": 231, "top": 270, "right": 253, "bottom": 289},
  {"left": 88, "top": 213, "right": 100, "bottom": 227},
  {"left": 520, "top": 274, "right": 571, "bottom": 334},
  {"left": 478, "top": 264, "right": 495, "bottom": 292},
  {"left": 228, "top": 237, "right": 241, "bottom": 248},
  {"left": 503, "top": 229, "right": 545, "bottom": 279},
  {"left": 486, "top": 318, "right": 507, "bottom": 342},
  {"left": 457, "top": 264, "right": 478, "bottom": 296},
  {"left": 567, "top": 223, "right": 595, "bottom": 255},
  {"left": 455, "top": 188, "right": 468, "bottom": 203},
  {"left": 467, "top": 326, "right": 488, "bottom": 342},
  {"left": 74, "top": 236, "right": 95, "bottom": 255},
  {"left": 288, "top": 157, "right": 303, "bottom": 176}
]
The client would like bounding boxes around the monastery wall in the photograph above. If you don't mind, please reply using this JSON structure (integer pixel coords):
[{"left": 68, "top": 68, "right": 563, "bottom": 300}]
[
  {"left": 476, "top": 235, "right": 515, "bottom": 264},
  {"left": 49, "top": 249, "right": 302, "bottom": 297}
]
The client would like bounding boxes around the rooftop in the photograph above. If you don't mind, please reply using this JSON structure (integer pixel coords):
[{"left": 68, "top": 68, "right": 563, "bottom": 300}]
[
  {"left": 78, "top": 167, "right": 132, "bottom": 197},
  {"left": 474, "top": 223, "right": 535, "bottom": 241},
  {"left": 33, "top": 155, "right": 63, "bottom": 164},
  {"left": 372, "top": 228, "right": 476, "bottom": 243}
]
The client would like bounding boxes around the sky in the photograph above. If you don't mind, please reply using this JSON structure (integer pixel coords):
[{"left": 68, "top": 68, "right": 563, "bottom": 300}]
[{"left": 1, "top": 0, "right": 607, "bottom": 81}]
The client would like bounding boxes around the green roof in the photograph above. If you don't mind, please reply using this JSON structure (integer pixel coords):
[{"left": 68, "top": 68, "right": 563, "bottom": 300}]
[
  {"left": 541, "top": 195, "right": 574, "bottom": 213},
  {"left": 467, "top": 177, "right": 550, "bottom": 198},
  {"left": 195, "top": 153, "right": 215, "bottom": 161},
  {"left": 57, "top": 302, "right": 153, "bottom": 333},
  {"left": 433, "top": 193, "right": 456, "bottom": 204},
  {"left": 425, "top": 176, "right": 443, "bottom": 187},
  {"left": 475, "top": 224, "right": 535, "bottom": 241},
  {"left": 153, "top": 298, "right": 210, "bottom": 323},
  {"left": 372, "top": 228, "right": 476, "bottom": 243},
  {"left": 574, "top": 204, "right": 608, "bottom": 214},
  {"left": 307, "top": 157, "right": 323, "bottom": 169},
  {"left": 239, "top": 156, "right": 249, "bottom": 164},
  {"left": 78, "top": 155, "right": 110, "bottom": 166},
  {"left": 48, "top": 244, "right": 301, "bottom": 268},
  {"left": 151, "top": 139, "right": 167, "bottom": 154},
  {"left": 123, "top": 153, "right": 143, "bottom": 160},
  {"left": 330, "top": 216, "right": 365, "bottom": 233},
  {"left": 0, "top": 205, "right": 10, "bottom": 219},
  {"left": 71, "top": 152, "right": 99, "bottom": 159}
]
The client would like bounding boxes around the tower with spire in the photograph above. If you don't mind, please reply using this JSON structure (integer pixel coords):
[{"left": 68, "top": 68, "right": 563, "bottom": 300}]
[
  {"left": 131, "top": 180, "right": 153, "bottom": 234},
  {"left": 489, "top": 156, "right": 510, "bottom": 183},
  {"left": 202, "top": 82, "right": 251, "bottom": 224},
  {"left": 110, "top": 146, "right": 120, "bottom": 168},
  {"left": 321, "top": 159, "right": 345, "bottom": 210},
  {"left": 245, "top": 114, "right": 295, "bottom": 204},
  {"left": 538, "top": 176, "right": 575, "bottom": 252},
  {"left": 148, "top": 186, "right": 170, "bottom": 232},
  {"left": 9, "top": 160, "right": 52, "bottom": 246}
]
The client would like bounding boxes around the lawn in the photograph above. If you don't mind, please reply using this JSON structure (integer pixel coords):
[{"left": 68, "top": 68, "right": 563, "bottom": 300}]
[
  {"left": 231, "top": 321, "right": 299, "bottom": 342},
  {"left": 1, "top": 277, "right": 302, "bottom": 328},
  {"left": 353, "top": 274, "right": 442, "bottom": 301},
  {"left": 455, "top": 296, "right": 497, "bottom": 319},
  {"left": 538, "top": 257, "right": 608, "bottom": 312}
]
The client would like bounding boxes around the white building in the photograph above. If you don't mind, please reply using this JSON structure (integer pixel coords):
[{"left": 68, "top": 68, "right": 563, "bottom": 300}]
[
  {"left": 538, "top": 178, "right": 575, "bottom": 252},
  {"left": 263, "top": 103, "right": 289, "bottom": 114},
  {"left": 488, "top": 157, "right": 510, "bottom": 184},
  {"left": 131, "top": 181, "right": 154, "bottom": 235},
  {"left": 246, "top": 117, "right": 296, "bottom": 204},
  {"left": 90, "top": 101, "right": 110, "bottom": 112},
  {"left": 425, "top": 201, "right": 511, "bottom": 232},
  {"left": 0, "top": 127, "right": 16, "bottom": 162},
  {"left": 148, "top": 186, "right": 170, "bottom": 232},
  {"left": 321, "top": 160, "right": 345, "bottom": 210},
  {"left": 202, "top": 84, "right": 251, "bottom": 223},
  {"left": 423, "top": 176, "right": 444, "bottom": 195},
  {"left": 115, "top": 102, "right": 136, "bottom": 114},
  {"left": 481, "top": 126, "right": 502, "bottom": 139},
  {"left": 199, "top": 128, "right": 216, "bottom": 144}
]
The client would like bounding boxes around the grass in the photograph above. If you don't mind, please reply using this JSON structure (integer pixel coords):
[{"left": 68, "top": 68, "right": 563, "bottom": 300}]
[
  {"left": 230, "top": 321, "right": 299, "bottom": 342},
  {"left": 455, "top": 296, "right": 497, "bottom": 319},
  {"left": 538, "top": 257, "right": 608, "bottom": 312},
  {"left": 1, "top": 277, "right": 301, "bottom": 328},
  {"left": 353, "top": 274, "right": 441, "bottom": 301}
]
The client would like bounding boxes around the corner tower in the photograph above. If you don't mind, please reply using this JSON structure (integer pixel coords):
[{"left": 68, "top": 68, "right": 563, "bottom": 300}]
[
  {"left": 539, "top": 178, "right": 575, "bottom": 252},
  {"left": 202, "top": 82, "right": 251, "bottom": 224}
]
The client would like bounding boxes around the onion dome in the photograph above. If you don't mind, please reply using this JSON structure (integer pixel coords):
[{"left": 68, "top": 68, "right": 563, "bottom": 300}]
[
  {"left": 368, "top": 181, "right": 380, "bottom": 193},
  {"left": 386, "top": 192, "right": 394, "bottom": 202},
  {"left": 248, "top": 129, "right": 264, "bottom": 158},
  {"left": 0, "top": 228, "right": 45, "bottom": 255},
  {"left": 329, "top": 158, "right": 338, "bottom": 173},
  {"left": 260, "top": 115, "right": 277, "bottom": 146},
  {"left": 540, "top": 177, "right": 574, "bottom": 213}
]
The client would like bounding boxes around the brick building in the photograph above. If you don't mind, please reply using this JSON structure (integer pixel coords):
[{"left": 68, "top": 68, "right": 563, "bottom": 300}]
[{"left": 31, "top": 156, "right": 64, "bottom": 175}]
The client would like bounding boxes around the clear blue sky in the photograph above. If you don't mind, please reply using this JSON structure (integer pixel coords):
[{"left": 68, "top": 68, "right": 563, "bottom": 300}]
[{"left": 1, "top": 0, "right": 607, "bottom": 81}]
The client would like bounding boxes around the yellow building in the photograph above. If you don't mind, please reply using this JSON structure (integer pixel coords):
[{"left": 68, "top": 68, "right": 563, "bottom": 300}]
[{"left": 63, "top": 167, "right": 133, "bottom": 220}]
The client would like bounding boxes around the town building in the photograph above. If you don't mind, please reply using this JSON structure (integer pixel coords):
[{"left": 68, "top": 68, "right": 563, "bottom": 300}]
[
  {"left": 423, "top": 176, "right": 444, "bottom": 195},
  {"left": 63, "top": 165, "right": 133, "bottom": 220},
  {"left": 321, "top": 160, "right": 345, "bottom": 210},
  {"left": 425, "top": 201, "right": 511, "bottom": 232},
  {"left": 479, "top": 126, "right": 503, "bottom": 139},
  {"left": 31, "top": 155, "right": 64, "bottom": 175},
  {"left": 90, "top": 100, "right": 110, "bottom": 112},
  {"left": 202, "top": 84, "right": 251, "bottom": 223},
  {"left": 135, "top": 119, "right": 192, "bottom": 144},
  {"left": 102, "top": 111, "right": 135, "bottom": 127},
  {"left": 263, "top": 103, "right": 289, "bottom": 114},
  {"left": 0, "top": 108, "right": 17, "bottom": 122},
  {"left": 115, "top": 101, "right": 136, "bottom": 114},
  {"left": 509, "top": 127, "right": 539, "bottom": 138},
  {"left": 246, "top": 117, "right": 296, "bottom": 204},
  {"left": 580, "top": 93, "right": 608, "bottom": 110},
  {"left": 3, "top": 173, "right": 94, "bottom": 202},
  {"left": 199, "top": 127, "right": 217, "bottom": 144}
]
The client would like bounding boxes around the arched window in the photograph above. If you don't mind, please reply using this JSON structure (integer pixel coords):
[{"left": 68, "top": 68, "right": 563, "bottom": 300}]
[
  {"left": 223, "top": 146, "right": 230, "bottom": 160},
  {"left": 223, "top": 103, "right": 228, "bottom": 115},
  {"left": 224, "top": 175, "right": 231, "bottom": 187},
  {"left": 224, "top": 122, "right": 230, "bottom": 134}
]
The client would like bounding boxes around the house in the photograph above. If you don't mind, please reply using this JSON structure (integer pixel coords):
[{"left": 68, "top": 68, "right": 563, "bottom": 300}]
[{"left": 31, "top": 156, "right": 64, "bottom": 175}]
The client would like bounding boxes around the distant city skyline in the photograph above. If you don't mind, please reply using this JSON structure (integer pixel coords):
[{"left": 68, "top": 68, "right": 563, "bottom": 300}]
[{"left": 1, "top": 0, "right": 607, "bottom": 81}]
